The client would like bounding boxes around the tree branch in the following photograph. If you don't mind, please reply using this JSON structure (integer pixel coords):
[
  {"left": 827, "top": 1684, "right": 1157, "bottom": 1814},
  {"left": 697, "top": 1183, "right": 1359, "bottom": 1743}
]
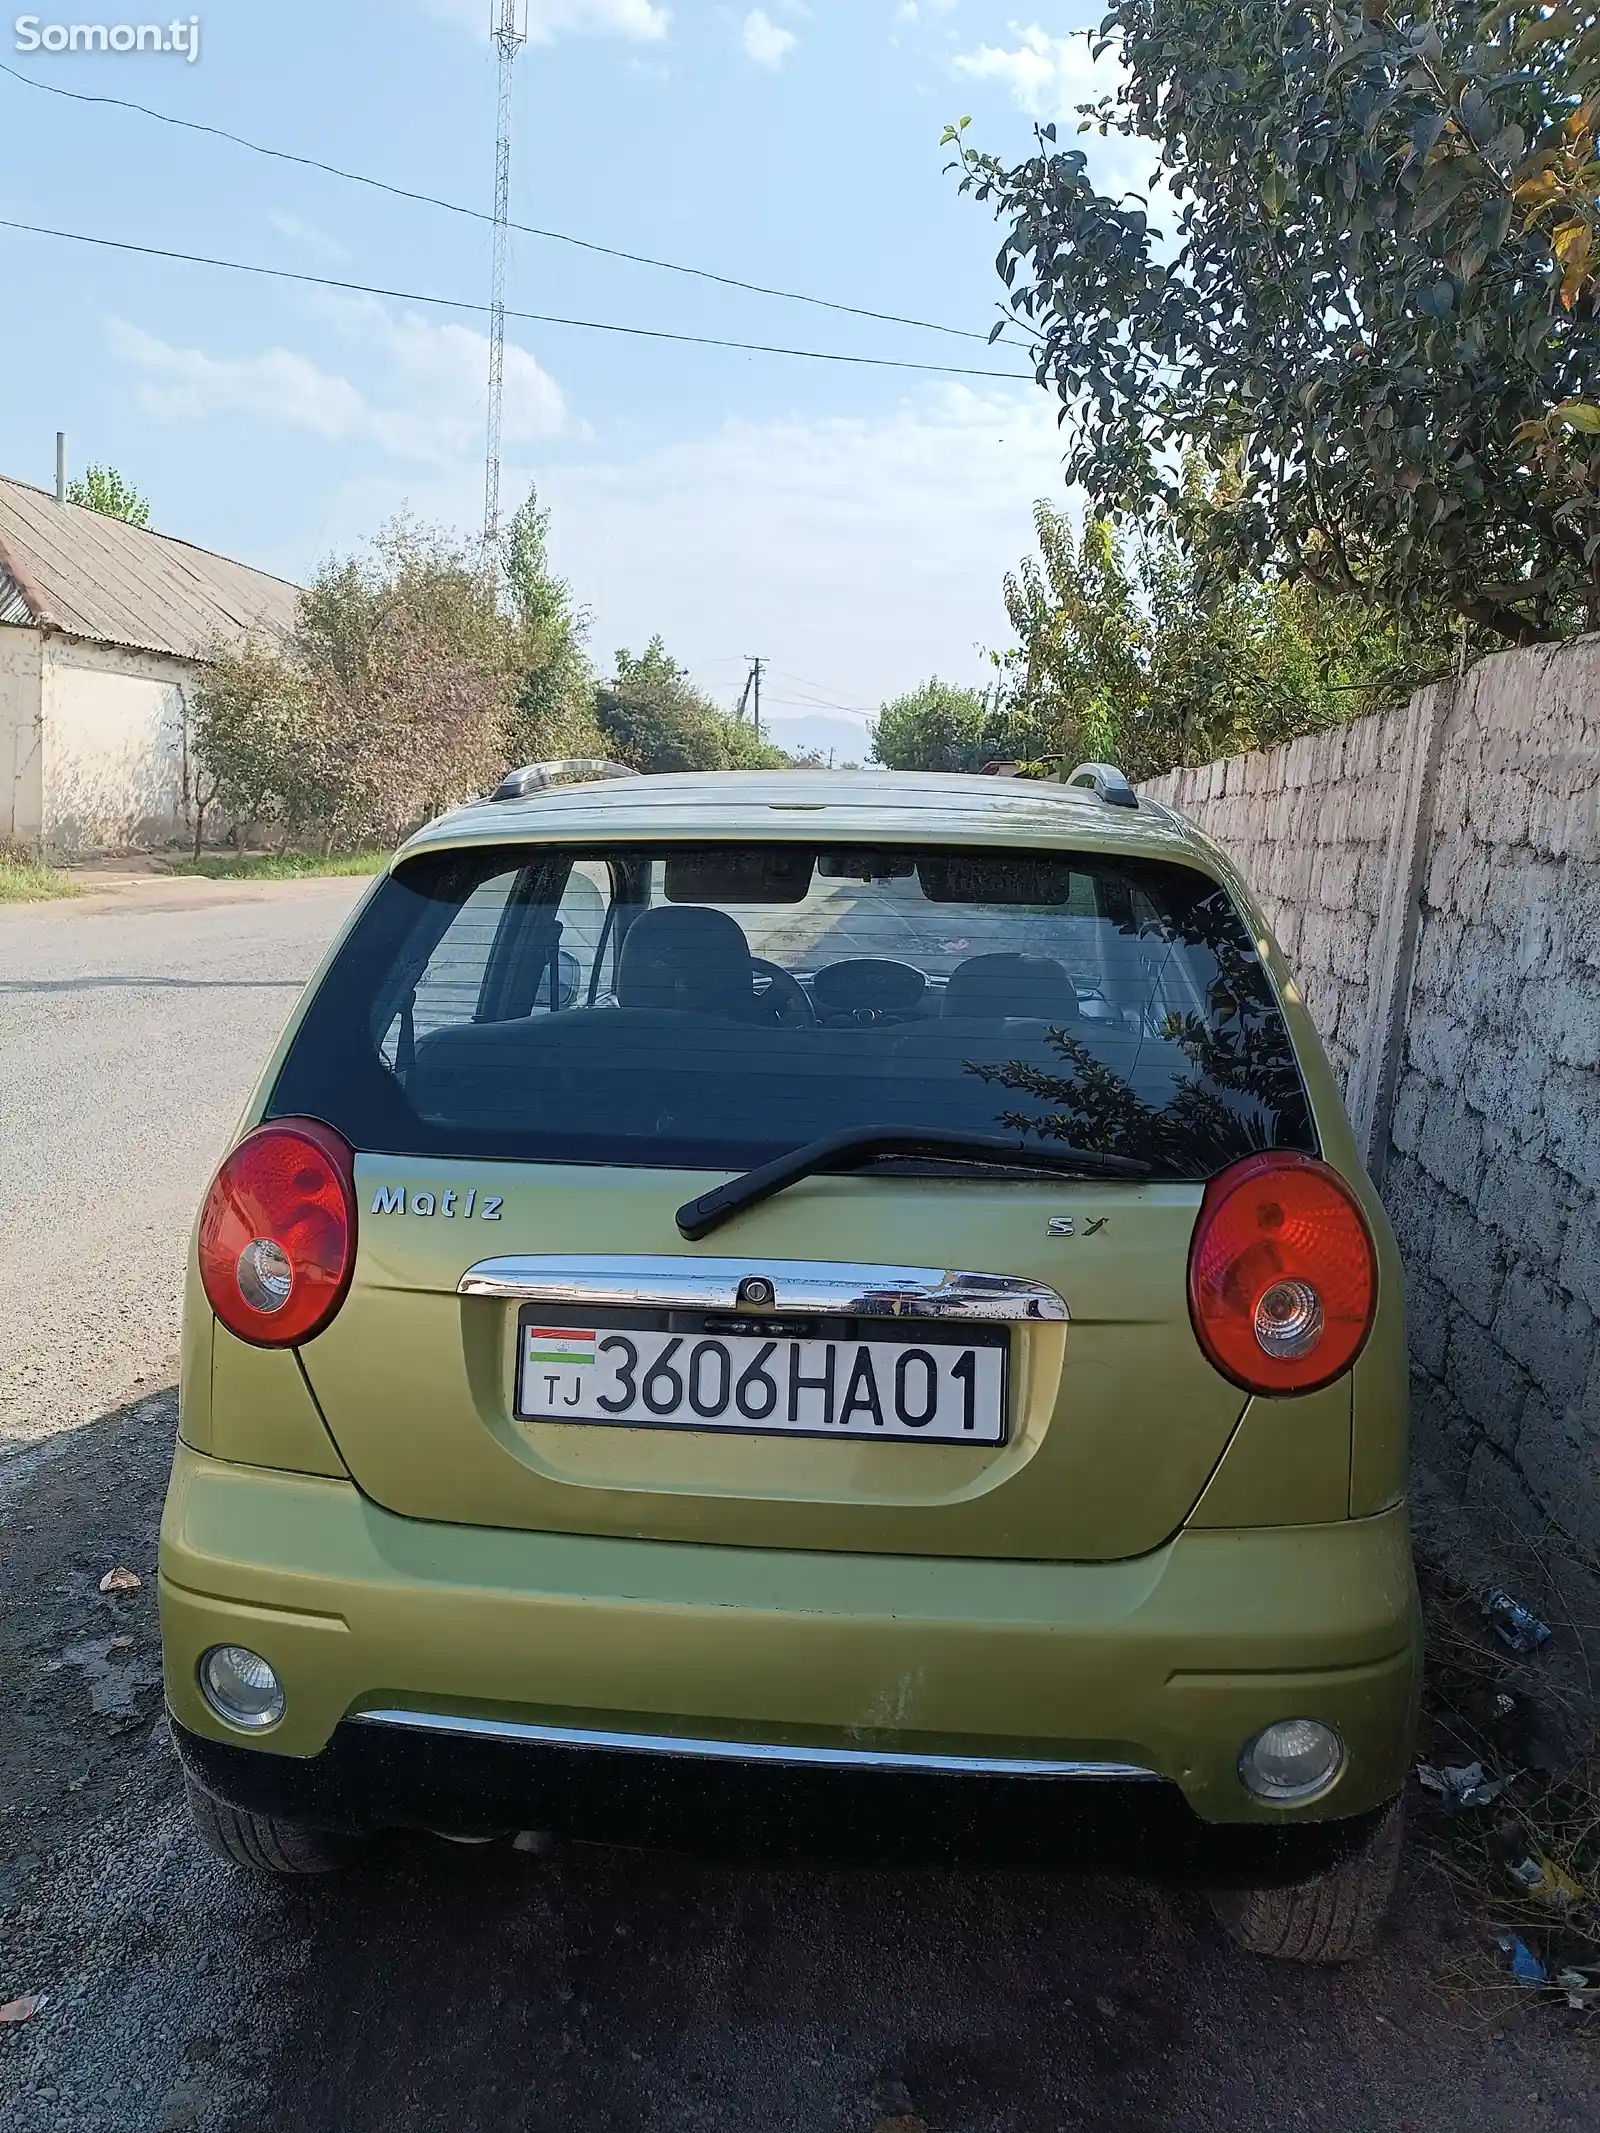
[{"left": 1459, "top": 596, "right": 1559, "bottom": 648}]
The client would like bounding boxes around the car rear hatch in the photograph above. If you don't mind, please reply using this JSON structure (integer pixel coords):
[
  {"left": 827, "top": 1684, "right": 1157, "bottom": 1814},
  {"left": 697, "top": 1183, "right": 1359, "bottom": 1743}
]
[{"left": 271, "top": 831, "right": 1320, "bottom": 1562}]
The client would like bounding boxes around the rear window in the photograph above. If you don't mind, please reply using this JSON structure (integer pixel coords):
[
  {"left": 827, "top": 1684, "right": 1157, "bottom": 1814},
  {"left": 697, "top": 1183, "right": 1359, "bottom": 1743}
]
[{"left": 267, "top": 842, "right": 1316, "bottom": 1179}]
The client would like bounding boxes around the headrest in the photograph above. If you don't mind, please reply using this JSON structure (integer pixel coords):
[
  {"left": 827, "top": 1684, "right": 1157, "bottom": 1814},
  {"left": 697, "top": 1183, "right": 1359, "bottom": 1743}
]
[
  {"left": 616, "top": 905, "right": 756, "bottom": 1017},
  {"left": 942, "top": 952, "right": 1080, "bottom": 1023}
]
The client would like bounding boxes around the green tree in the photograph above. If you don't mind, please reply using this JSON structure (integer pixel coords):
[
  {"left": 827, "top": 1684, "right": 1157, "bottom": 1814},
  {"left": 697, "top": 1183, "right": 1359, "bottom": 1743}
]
[
  {"left": 499, "top": 487, "right": 602, "bottom": 766},
  {"left": 870, "top": 674, "right": 1063, "bottom": 774},
  {"left": 948, "top": 1, "right": 1600, "bottom": 643},
  {"left": 721, "top": 715, "right": 795, "bottom": 770},
  {"left": 990, "top": 496, "right": 1466, "bottom": 781},
  {"left": 66, "top": 464, "right": 150, "bottom": 527},
  {"left": 188, "top": 635, "right": 325, "bottom": 853},
  {"left": 595, "top": 638, "right": 790, "bottom": 772},
  {"left": 195, "top": 515, "right": 531, "bottom": 852},
  {"left": 870, "top": 679, "right": 994, "bottom": 772}
]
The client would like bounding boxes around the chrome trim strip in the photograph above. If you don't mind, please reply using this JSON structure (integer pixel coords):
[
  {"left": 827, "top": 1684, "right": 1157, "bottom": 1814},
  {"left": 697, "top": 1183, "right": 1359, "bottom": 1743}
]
[
  {"left": 351, "top": 1708, "right": 1154, "bottom": 1780},
  {"left": 457, "top": 1254, "right": 1068, "bottom": 1322}
]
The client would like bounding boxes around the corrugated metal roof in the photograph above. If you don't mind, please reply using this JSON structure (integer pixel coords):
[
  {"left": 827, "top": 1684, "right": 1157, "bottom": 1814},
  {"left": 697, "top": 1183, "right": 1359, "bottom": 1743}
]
[{"left": 0, "top": 475, "right": 299, "bottom": 660}]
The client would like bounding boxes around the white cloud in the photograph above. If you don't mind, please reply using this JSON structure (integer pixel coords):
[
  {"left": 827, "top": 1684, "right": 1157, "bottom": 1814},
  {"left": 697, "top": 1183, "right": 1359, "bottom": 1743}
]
[
  {"left": 538, "top": 383, "right": 1066, "bottom": 706},
  {"left": 423, "top": 0, "right": 669, "bottom": 43},
  {"left": 110, "top": 322, "right": 365, "bottom": 440},
  {"left": 950, "top": 22, "right": 1164, "bottom": 211},
  {"left": 896, "top": 0, "right": 960, "bottom": 22},
  {"left": 267, "top": 211, "right": 349, "bottom": 268},
  {"left": 952, "top": 22, "right": 1103, "bottom": 121},
  {"left": 740, "top": 8, "right": 797, "bottom": 67},
  {"left": 309, "top": 292, "right": 574, "bottom": 450},
  {"left": 261, "top": 381, "right": 1070, "bottom": 706},
  {"left": 107, "top": 300, "right": 572, "bottom": 470}
]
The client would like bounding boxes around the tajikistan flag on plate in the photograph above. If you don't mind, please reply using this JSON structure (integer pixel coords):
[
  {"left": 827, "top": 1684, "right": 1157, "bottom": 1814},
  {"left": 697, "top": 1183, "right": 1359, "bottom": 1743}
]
[{"left": 524, "top": 1326, "right": 598, "bottom": 1368}]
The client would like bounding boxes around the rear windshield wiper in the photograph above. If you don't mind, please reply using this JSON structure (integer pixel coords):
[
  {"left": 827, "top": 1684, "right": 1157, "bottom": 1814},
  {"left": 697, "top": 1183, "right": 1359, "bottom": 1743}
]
[{"left": 676, "top": 1127, "right": 1150, "bottom": 1241}]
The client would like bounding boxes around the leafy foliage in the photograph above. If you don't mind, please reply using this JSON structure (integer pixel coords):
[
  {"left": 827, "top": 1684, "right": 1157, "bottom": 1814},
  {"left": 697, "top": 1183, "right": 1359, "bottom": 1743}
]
[
  {"left": 293, "top": 518, "right": 527, "bottom": 846},
  {"left": 66, "top": 464, "right": 150, "bottom": 527},
  {"left": 595, "top": 638, "right": 791, "bottom": 772},
  {"left": 194, "top": 504, "right": 578, "bottom": 852},
  {"left": 872, "top": 487, "right": 1467, "bottom": 784},
  {"left": 870, "top": 678, "right": 1001, "bottom": 772},
  {"left": 949, "top": 2, "right": 1600, "bottom": 641},
  {"left": 191, "top": 493, "right": 792, "bottom": 854},
  {"left": 186, "top": 636, "right": 315, "bottom": 853},
  {"left": 989, "top": 491, "right": 1470, "bottom": 779},
  {"left": 499, "top": 489, "right": 603, "bottom": 768}
]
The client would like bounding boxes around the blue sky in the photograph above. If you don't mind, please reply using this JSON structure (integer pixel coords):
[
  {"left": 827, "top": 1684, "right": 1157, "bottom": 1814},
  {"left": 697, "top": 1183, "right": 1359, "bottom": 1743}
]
[{"left": 0, "top": 3, "right": 1131, "bottom": 753}]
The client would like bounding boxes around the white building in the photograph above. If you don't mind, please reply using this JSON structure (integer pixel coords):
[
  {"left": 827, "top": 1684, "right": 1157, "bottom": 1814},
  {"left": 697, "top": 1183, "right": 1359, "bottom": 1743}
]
[{"left": 0, "top": 475, "right": 299, "bottom": 853}]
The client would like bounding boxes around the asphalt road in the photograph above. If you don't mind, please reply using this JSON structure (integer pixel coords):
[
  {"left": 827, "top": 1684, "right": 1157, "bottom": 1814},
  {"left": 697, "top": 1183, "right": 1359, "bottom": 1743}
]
[
  {"left": 0, "top": 879, "right": 367, "bottom": 1456},
  {"left": 1, "top": 880, "right": 1596, "bottom": 2133}
]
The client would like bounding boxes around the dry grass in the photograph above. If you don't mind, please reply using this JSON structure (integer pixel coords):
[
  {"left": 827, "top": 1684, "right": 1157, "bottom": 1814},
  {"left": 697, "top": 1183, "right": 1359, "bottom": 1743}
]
[
  {"left": 0, "top": 851, "right": 86, "bottom": 903},
  {"left": 157, "top": 851, "right": 390, "bottom": 880}
]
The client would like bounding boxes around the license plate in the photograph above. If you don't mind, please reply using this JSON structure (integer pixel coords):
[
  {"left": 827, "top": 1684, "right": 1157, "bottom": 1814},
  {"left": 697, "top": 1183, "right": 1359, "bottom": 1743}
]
[{"left": 515, "top": 1308, "right": 1008, "bottom": 1444}]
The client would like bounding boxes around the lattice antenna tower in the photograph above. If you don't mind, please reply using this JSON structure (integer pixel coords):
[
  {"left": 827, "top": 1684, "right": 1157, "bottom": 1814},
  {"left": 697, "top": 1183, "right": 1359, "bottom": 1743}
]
[{"left": 484, "top": 0, "right": 528, "bottom": 568}]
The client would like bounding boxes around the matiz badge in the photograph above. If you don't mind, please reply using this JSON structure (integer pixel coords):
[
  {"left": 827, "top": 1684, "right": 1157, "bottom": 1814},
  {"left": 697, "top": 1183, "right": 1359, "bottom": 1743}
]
[{"left": 370, "top": 1185, "right": 502, "bottom": 1220}]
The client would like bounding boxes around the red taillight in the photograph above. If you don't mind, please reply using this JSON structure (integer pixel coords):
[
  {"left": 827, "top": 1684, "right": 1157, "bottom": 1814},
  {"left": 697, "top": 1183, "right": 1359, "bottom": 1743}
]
[
  {"left": 197, "top": 1118, "right": 356, "bottom": 1348},
  {"left": 1187, "top": 1153, "right": 1377, "bottom": 1396}
]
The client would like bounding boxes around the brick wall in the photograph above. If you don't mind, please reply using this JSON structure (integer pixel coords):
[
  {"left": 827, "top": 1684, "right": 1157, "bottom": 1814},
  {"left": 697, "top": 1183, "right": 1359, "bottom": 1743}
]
[{"left": 1142, "top": 634, "right": 1600, "bottom": 1558}]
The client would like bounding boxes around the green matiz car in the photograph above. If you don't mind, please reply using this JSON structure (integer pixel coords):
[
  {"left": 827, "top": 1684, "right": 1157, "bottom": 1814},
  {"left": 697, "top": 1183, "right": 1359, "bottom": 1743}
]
[{"left": 160, "top": 760, "right": 1420, "bottom": 1961}]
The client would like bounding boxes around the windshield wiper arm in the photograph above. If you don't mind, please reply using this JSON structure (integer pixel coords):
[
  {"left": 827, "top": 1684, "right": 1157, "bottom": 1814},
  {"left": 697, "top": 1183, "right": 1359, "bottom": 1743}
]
[{"left": 676, "top": 1126, "right": 1150, "bottom": 1242}]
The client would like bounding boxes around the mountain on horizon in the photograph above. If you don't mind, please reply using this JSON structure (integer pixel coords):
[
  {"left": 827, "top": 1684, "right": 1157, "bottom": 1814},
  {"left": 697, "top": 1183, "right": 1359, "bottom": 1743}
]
[{"left": 761, "top": 711, "right": 877, "bottom": 767}]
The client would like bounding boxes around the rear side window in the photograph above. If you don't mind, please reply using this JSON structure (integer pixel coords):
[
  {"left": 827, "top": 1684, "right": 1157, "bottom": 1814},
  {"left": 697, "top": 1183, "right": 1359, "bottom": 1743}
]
[
  {"left": 379, "top": 859, "right": 612, "bottom": 1067},
  {"left": 268, "top": 842, "right": 1316, "bottom": 1178}
]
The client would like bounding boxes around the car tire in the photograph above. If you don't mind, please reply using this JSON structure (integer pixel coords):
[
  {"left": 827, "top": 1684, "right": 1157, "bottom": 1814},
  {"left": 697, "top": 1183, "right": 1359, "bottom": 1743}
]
[
  {"left": 1208, "top": 1797, "right": 1404, "bottom": 1963},
  {"left": 183, "top": 1775, "right": 366, "bottom": 1875}
]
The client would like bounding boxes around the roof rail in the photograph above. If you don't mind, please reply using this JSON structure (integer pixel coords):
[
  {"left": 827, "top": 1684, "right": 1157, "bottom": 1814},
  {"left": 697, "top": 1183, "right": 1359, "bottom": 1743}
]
[
  {"left": 490, "top": 759, "right": 636, "bottom": 802},
  {"left": 1064, "top": 760, "right": 1138, "bottom": 811}
]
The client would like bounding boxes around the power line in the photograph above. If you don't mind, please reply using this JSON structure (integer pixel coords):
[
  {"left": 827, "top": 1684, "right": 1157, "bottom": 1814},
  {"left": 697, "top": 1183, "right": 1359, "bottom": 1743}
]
[
  {"left": 770, "top": 665, "right": 864, "bottom": 699},
  {"left": 763, "top": 694, "right": 872, "bottom": 717},
  {"left": 761, "top": 678, "right": 876, "bottom": 713},
  {"left": 0, "top": 58, "right": 1032, "bottom": 353},
  {"left": 766, "top": 667, "right": 876, "bottom": 712},
  {"left": 0, "top": 217, "right": 1036, "bottom": 381},
  {"left": 762, "top": 693, "right": 874, "bottom": 716}
]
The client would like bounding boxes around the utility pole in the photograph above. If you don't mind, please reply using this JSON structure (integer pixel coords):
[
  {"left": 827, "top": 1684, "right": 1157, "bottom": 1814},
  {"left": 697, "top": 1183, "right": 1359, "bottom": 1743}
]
[
  {"left": 734, "top": 668, "right": 754, "bottom": 725},
  {"left": 744, "top": 655, "right": 765, "bottom": 740},
  {"left": 483, "top": 0, "right": 527, "bottom": 568}
]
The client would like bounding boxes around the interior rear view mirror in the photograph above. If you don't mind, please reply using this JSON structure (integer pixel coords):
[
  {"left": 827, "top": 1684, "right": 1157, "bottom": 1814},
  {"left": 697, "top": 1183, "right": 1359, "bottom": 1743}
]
[
  {"left": 816, "top": 851, "right": 916, "bottom": 881},
  {"left": 664, "top": 849, "right": 815, "bottom": 904}
]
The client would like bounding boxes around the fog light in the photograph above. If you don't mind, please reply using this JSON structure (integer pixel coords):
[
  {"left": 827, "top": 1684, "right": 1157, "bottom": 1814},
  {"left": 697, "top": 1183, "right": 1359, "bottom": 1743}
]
[
  {"left": 1239, "top": 1718, "right": 1344, "bottom": 1803},
  {"left": 199, "top": 1645, "right": 285, "bottom": 1731}
]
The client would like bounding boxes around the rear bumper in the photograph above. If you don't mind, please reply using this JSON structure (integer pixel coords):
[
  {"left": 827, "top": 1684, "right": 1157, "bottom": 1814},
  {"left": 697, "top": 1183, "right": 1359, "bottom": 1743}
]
[
  {"left": 170, "top": 1713, "right": 1391, "bottom": 1885},
  {"left": 159, "top": 1442, "right": 1420, "bottom": 1834}
]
